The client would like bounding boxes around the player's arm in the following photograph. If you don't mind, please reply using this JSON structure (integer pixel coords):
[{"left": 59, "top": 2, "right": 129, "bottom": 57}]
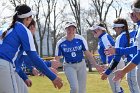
[
  {"left": 84, "top": 50, "right": 104, "bottom": 73},
  {"left": 116, "top": 46, "right": 137, "bottom": 55},
  {"left": 23, "top": 55, "right": 34, "bottom": 71},
  {"left": 113, "top": 50, "right": 140, "bottom": 81},
  {"left": 17, "top": 24, "right": 63, "bottom": 89},
  {"left": 26, "top": 51, "right": 57, "bottom": 80},
  {"left": 98, "top": 46, "right": 107, "bottom": 64},
  {"left": 104, "top": 36, "right": 125, "bottom": 75},
  {"left": 16, "top": 67, "right": 28, "bottom": 81}
]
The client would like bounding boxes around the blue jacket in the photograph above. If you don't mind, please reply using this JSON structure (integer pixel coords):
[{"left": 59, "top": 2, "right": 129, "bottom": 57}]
[
  {"left": 0, "top": 22, "right": 56, "bottom": 81},
  {"left": 98, "top": 32, "right": 115, "bottom": 64}
]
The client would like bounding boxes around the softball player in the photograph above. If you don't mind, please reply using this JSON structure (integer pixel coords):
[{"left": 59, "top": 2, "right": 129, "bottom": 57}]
[
  {"left": 113, "top": 0, "right": 140, "bottom": 82},
  {"left": 55, "top": 21, "right": 103, "bottom": 93},
  {"left": 89, "top": 23, "right": 124, "bottom": 93},
  {"left": 101, "top": 18, "right": 140, "bottom": 93},
  {"left": 0, "top": 4, "right": 62, "bottom": 93}
]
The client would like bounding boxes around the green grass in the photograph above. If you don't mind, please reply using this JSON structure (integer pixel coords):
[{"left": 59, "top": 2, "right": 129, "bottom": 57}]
[{"left": 29, "top": 71, "right": 129, "bottom": 93}]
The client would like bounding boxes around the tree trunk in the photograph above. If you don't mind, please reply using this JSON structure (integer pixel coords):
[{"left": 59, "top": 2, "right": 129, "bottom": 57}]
[{"left": 33, "top": 35, "right": 39, "bottom": 53}]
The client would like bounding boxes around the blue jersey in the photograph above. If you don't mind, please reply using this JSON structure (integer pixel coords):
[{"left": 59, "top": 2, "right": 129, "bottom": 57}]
[
  {"left": 132, "top": 21, "right": 140, "bottom": 65},
  {"left": 0, "top": 22, "right": 56, "bottom": 81},
  {"left": 98, "top": 32, "right": 115, "bottom": 64},
  {"left": 55, "top": 34, "right": 88, "bottom": 63},
  {"left": 115, "top": 26, "right": 138, "bottom": 59},
  {"left": 114, "top": 31, "right": 133, "bottom": 63}
]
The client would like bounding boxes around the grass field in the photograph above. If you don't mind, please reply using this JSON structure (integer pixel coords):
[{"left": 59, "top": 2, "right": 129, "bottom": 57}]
[{"left": 29, "top": 71, "right": 129, "bottom": 93}]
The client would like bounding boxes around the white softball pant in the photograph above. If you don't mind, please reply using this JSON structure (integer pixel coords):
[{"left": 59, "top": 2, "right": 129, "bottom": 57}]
[
  {"left": 126, "top": 67, "right": 140, "bottom": 93},
  {"left": 64, "top": 60, "right": 87, "bottom": 93},
  {"left": 136, "top": 63, "right": 140, "bottom": 90},
  {"left": 108, "top": 58, "right": 125, "bottom": 93},
  {"left": 0, "top": 59, "right": 28, "bottom": 93}
]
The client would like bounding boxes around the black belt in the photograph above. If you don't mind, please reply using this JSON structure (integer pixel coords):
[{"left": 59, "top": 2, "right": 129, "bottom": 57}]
[{"left": 66, "top": 60, "right": 82, "bottom": 64}]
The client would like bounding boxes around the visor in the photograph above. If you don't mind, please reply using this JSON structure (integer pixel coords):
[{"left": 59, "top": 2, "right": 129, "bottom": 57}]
[
  {"left": 17, "top": 10, "right": 36, "bottom": 18},
  {"left": 89, "top": 25, "right": 106, "bottom": 31},
  {"left": 112, "top": 24, "right": 125, "bottom": 28}
]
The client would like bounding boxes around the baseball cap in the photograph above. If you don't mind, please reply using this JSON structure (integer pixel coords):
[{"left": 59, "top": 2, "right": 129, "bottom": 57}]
[{"left": 65, "top": 21, "right": 76, "bottom": 29}]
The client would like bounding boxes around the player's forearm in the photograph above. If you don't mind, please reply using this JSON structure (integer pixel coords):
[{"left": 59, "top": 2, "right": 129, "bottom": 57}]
[
  {"left": 16, "top": 68, "right": 28, "bottom": 81},
  {"left": 26, "top": 51, "right": 57, "bottom": 81},
  {"left": 85, "top": 51, "right": 98, "bottom": 67},
  {"left": 122, "top": 62, "right": 137, "bottom": 74},
  {"left": 116, "top": 46, "right": 137, "bottom": 55},
  {"left": 44, "top": 61, "right": 52, "bottom": 67},
  {"left": 104, "top": 59, "right": 119, "bottom": 75},
  {"left": 122, "top": 50, "right": 140, "bottom": 73}
]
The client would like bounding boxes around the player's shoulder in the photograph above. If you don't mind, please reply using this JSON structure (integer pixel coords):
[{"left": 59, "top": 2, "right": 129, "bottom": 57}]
[
  {"left": 15, "top": 22, "right": 25, "bottom": 29},
  {"left": 57, "top": 36, "right": 67, "bottom": 45},
  {"left": 75, "top": 34, "right": 85, "bottom": 40}
]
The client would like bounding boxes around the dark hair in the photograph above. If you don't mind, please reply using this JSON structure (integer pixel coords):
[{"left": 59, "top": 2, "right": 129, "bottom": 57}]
[
  {"left": 28, "top": 19, "right": 36, "bottom": 28},
  {"left": 133, "top": 0, "right": 140, "bottom": 8},
  {"left": 98, "top": 23, "right": 106, "bottom": 32},
  {"left": 98, "top": 23, "right": 105, "bottom": 28},
  {"left": 113, "top": 18, "right": 130, "bottom": 46},
  {"left": 2, "top": 4, "right": 31, "bottom": 38}
]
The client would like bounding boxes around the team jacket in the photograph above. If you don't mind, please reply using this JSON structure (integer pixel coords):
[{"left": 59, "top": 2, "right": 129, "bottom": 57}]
[
  {"left": 97, "top": 32, "right": 115, "bottom": 64},
  {"left": 113, "top": 31, "right": 133, "bottom": 63},
  {"left": 131, "top": 21, "right": 140, "bottom": 65},
  {"left": 114, "top": 21, "right": 140, "bottom": 65},
  {"left": 0, "top": 22, "right": 56, "bottom": 81}
]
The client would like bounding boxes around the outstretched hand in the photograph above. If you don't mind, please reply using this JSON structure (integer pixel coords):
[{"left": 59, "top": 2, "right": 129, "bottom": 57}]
[
  {"left": 51, "top": 60, "right": 61, "bottom": 69},
  {"left": 104, "top": 46, "right": 115, "bottom": 56},
  {"left": 50, "top": 67, "right": 58, "bottom": 75},
  {"left": 24, "top": 79, "right": 32, "bottom": 87},
  {"left": 101, "top": 72, "right": 108, "bottom": 80},
  {"left": 95, "top": 64, "right": 104, "bottom": 74},
  {"left": 52, "top": 77, "right": 63, "bottom": 89},
  {"left": 113, "top": 69, "right": 125, "bottom": 82}
]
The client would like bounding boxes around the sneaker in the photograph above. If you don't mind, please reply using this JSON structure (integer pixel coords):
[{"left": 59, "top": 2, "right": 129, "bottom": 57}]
[{"left": 118, "top": 87, "right": 124, "bottom": 93}]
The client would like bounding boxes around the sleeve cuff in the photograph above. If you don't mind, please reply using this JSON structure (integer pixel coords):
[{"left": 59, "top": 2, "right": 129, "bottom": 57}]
[
  {"left": 105, "top": 69, "right": 112, "bottom": 75},
  {"left": 44, "top": 61, "right": 52, "bottom": 67},
  {"left": 115, "top": 48, "right": 120, "bottom": 55}
]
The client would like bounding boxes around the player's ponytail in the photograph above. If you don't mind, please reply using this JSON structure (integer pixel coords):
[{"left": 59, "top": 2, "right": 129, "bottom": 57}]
[
  {"left": 2, "top": 4, "right": 32, "bottom": 39},
  {"left": 113, "top": 18, "right": 130, "bottom": 46},
  {"left": 2, "top": 13, "right": 18, "bottom": 39}
]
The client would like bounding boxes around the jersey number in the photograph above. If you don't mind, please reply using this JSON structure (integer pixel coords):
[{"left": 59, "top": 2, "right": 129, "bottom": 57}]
[{"left": 71, "top": 52, "right": 76, "bottom": 57}]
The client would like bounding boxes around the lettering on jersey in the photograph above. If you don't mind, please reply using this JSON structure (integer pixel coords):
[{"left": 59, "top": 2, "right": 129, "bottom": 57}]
[{"left": 63, "top": 45, "right": 82, "bottom": 52}]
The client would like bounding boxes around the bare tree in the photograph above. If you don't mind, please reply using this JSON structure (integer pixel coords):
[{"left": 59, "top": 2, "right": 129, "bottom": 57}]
[
  {"left": 9, "top": 0, "right": 30, "bottom": 7},
  {"left": 33, "top": 0, "right": 55, "bottom": 57},
  {"left": 51, "top": 1, "right": 66, "bottom": 56},
  {"left": 112, "top": 1, "right": 122, "bottom": 18},
  {"left": 67, "top": 0, "right": 81, "bottom": 34},
  {"left": 91, "top": 0, "right": 114, "bottom": 33}
]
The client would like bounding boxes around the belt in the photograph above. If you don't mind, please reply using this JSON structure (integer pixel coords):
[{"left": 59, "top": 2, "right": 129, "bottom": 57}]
[{"left": 66, "top": 60, "right": 82, "bottom": 64}]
